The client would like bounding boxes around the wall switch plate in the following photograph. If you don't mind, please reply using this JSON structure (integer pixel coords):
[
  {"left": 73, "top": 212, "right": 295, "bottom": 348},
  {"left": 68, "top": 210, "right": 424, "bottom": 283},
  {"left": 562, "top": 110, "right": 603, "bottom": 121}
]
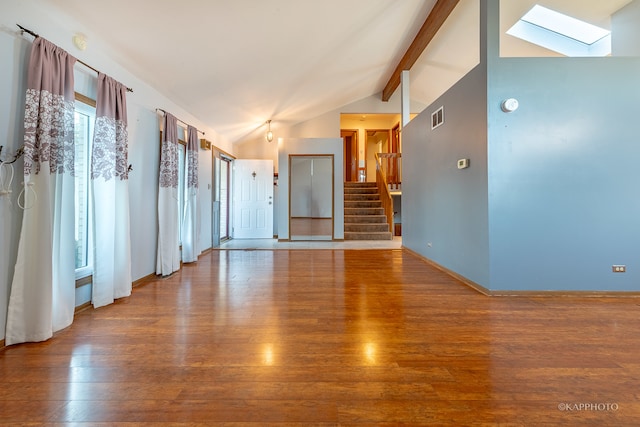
[
  {"left": 457, "top": 158, "right": 469, "bottom": 169},
  {"left": 612, "top": 265, "right": 626, "bottom": 273}
]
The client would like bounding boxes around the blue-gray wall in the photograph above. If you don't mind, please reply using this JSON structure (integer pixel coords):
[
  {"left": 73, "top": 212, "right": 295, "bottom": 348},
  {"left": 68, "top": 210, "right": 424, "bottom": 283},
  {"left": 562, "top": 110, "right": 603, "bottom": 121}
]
[
  {"left": 403, "top": 0, "right": 640, "bottom": 292},
  {"left": 403, "top": 64, "right": 490, "bottom": 287}
]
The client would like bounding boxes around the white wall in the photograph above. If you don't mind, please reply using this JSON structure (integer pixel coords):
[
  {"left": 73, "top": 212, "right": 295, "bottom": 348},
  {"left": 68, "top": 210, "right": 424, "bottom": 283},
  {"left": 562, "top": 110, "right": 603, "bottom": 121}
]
[
  {"left": 235, "top": 135, "right": 279, "bottom": 171},
  {"left": 234, "top": 91, "right": 426, "bottom": 171},
  {"left": 612, "top": 0, "right": 640, "bottom": 56},
  {"left": 0, "top": 1, "right": 232, "bottom": 340},
  {"left": 277, "top": 138, "right": 344, "bottom": 240},
  {"left": 288, "top": 110, "right": 341, "bottom": 139}
]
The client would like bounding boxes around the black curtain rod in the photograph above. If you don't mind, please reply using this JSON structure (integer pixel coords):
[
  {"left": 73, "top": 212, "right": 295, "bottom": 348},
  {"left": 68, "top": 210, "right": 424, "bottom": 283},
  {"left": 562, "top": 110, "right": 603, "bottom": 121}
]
[
  {"left": 17, "top": 24, "right": 134, "bottom": 93},
  {"left": 156, "top": 109, "right": 205, "bottom": 136}
]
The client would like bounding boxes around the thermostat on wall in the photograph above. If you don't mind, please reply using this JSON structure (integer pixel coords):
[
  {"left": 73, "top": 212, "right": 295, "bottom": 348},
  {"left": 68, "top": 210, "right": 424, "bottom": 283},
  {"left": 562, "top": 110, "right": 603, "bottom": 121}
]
[{"left": 457, "top": 158, "right": 470, "bottom": 169}]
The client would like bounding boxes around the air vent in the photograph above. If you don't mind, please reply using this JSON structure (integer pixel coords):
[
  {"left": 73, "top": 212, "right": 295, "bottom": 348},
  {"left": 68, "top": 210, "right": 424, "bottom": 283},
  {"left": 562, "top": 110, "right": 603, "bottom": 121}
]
[{"left": 431, "top": 106, "right": 444, "bottom": 130}]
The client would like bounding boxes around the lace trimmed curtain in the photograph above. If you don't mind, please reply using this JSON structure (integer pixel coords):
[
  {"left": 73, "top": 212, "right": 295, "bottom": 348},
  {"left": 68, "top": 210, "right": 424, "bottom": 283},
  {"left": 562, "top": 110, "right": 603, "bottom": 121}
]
[
  {"left": 6, "top": 37, "right": 77, "bottom": 345},
  {"left": 156, "top": 113, "right": 180, "bottom": 275},
  {"left": 91, "top": 73, "right": 132, "bottom": 308},
  {"left": 181, "top": 125, "right": 200, "bottom": 263}
]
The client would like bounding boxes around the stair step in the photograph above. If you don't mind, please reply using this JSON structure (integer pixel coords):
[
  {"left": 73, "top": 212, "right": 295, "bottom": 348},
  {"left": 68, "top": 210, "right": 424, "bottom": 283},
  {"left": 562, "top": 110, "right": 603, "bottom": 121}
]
[
  {"left": 344, "top": 182, "right": 389, "bottom": 240},
  {"left": 344, "top": 223, "right": 389, "bottom": 232},
  {"left": 345, "top": 200, "right": 382, "bottom": 209},
  {"left": 344, "top": 231, "right": 393, "bottom": 241},
  {"left": 345, "top": 187, "right": 378, "bottom": 195},
  {"left": 344, "top": 207, "right": 384, "bottom": 216},
  {"left": 344, "top": 194, "right": 380, "bottom": 201},
  {"left": 344, "top": 182, "right": 377, "bottom": 187},
  {"left": 344, "top": 214, "right": 387, "bottom": 224}
]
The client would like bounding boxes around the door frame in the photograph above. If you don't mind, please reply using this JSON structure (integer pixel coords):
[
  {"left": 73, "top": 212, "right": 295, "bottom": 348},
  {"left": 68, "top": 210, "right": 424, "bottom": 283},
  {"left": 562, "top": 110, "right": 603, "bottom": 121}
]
[
  {"left": 211, "top": 146, "right": 235, "bottom": 247},
  {"left": 340, "top": 129, "right": 358, "bottom": 182},
  {"left": 288, "top": 154, "right": 335, "bottom": 241},
  {"left": 365, "top": 129, "right": 392, "bottom": 182}
]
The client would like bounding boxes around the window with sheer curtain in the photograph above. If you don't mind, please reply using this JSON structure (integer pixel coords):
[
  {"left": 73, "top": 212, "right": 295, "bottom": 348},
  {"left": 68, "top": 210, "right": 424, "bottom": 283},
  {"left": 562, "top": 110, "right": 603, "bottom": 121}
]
[{"left": 73, "top": 100, "right": 94, "bottom": 279}]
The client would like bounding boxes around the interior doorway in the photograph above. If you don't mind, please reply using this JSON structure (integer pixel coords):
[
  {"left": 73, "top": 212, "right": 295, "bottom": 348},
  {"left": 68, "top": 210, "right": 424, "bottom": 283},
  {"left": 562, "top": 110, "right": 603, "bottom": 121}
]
[
  {"left": 289, "top": 155, "right": 334, "bottom": 241},
  {"left": 391, "top": 123, "right": 400, "bottom": 154},
  {"left": 340, "top": 129, "right": 358, "bottom": 182},
  {"left": 365, "top": 129, "right": 391, "bottom": 182}
]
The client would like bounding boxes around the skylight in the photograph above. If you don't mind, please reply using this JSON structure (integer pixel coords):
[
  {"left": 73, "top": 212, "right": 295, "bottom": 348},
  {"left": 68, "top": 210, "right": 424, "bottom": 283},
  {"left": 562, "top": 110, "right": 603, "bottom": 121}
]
[{"left": 507, "top": 5, "right": 612, "bottom": 57}]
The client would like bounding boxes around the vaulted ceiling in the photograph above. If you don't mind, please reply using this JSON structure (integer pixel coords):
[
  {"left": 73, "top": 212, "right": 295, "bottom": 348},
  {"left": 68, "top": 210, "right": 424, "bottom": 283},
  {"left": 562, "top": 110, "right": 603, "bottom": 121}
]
[{"left": 37, "top": 0, "right": 632, "bottom": 145}]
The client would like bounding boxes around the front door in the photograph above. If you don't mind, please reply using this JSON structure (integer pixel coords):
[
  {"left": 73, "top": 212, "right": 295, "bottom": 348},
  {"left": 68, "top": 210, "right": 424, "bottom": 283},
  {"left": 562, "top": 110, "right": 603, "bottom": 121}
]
[{"left": 233, "top": 159, "right": 274, "bottom": 239}]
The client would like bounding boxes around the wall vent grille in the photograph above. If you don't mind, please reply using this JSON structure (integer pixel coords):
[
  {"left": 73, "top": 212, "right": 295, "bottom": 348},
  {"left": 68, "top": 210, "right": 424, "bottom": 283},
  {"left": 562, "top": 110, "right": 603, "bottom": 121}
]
[{"left": 431, "top": 106, "right": 444, "bottom": 130}]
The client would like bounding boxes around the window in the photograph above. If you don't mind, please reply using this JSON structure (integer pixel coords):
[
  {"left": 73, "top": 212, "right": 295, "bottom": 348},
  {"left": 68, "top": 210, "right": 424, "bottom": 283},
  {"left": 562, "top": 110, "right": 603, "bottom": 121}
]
[
  {"left": 74, "top": 98, "right": 95, "bottom": 279},
  {"left": 499, "top": 2, "right": 635, "bottom": 58},
  {"left": 159, "top": 126, "right": 188, "bottom": 249},
  {"left": 178, "top": 139, "right": 186, "bottom": 245},
  {"left": 506, "top": 4, "right": 612, "bottom": 57}
]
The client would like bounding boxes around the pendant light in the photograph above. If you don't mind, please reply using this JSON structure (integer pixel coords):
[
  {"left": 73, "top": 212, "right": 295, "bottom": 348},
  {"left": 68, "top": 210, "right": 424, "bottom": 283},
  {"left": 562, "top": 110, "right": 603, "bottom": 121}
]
[{"left": 266, "top": 120, "right": 273, "bottom": 142}]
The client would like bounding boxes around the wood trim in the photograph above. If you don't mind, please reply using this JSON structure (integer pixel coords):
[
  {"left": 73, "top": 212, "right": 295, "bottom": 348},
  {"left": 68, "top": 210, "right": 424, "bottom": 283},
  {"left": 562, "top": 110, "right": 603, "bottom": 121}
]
[
  {"left": 132, "top": 273, "right": 158, "bottom": 289},
  {"left": 392, "top": 122, "right": 401, "bottom": 153},
  {"left": 488, "top": 290, "right": 640, "bottom": 298},
  {"left": 213, "top": 145, "right": 235, "bottom": 160},
  {"left": 382, "top": 0, "right": 460, "bottom": 101},
  {"left": 340, "top": 129, "right": 359, "bottom": 182},
  {"left": 374, "top": 153, "right": 394, "bottom": 234},
  {"left": 288, "top": 154, "right": 335, "bottom": 241},
  {"left": 74, "top": 92, "right": 96, "bottom": 108},
  {"left": 75, "top": 275, "right": 92, "bottom": 289},
  {"left": 74, "top": 301, "right": 92, "bottom": 314},
  {"left": 404, "top": 247, "right": 640, "bottom": 298},
  {"left": 0, "top": 339, "right": 4, "bottom": 350},
  {"left": 159, "top": 130, "right": 187, "bottom": 146}
]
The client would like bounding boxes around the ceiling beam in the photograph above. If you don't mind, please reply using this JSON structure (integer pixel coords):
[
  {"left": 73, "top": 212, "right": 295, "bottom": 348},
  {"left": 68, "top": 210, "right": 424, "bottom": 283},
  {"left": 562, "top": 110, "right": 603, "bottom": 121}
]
[{"left": 382, "top": 0, "right": 460, "bottom": 102}]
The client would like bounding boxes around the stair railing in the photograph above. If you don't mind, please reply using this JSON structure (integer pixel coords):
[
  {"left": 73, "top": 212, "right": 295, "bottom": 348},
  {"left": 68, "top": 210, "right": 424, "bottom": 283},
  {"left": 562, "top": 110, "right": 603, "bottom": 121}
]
[
  {"left": 375, "top": 153, "right": 394, "bottom": 234},
  {"left": 377, "top": 152, "right": 402, "bottom": 190}
]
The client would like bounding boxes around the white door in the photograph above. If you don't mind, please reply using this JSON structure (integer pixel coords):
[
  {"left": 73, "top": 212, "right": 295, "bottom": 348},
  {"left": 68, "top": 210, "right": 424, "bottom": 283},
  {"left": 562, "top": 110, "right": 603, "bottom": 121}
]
[{"left": 233, "top": 159, "right": 274, "bottom": 239}]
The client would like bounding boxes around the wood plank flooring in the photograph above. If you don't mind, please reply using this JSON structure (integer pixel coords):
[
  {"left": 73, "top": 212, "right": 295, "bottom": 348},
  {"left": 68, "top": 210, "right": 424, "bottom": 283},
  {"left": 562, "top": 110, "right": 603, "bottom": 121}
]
[{"left": 2, "top": 249, "right": 640, "bottom": 426}]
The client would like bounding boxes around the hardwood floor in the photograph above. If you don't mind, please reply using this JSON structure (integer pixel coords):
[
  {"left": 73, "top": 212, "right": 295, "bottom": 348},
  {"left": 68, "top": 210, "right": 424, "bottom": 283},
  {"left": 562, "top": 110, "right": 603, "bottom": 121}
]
[{"left": 2, "top": 249, "right": 640, "bottom": 425}]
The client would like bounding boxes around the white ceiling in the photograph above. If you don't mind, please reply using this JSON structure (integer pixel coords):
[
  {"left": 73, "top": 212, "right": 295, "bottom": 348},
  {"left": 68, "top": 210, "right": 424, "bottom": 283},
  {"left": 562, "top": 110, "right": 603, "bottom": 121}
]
[
  {"left": 39, "top": 0, "right": 632, "bottom": 145},
  {"left": 44, "top": 0, "right": 439, "bottom": 144}
]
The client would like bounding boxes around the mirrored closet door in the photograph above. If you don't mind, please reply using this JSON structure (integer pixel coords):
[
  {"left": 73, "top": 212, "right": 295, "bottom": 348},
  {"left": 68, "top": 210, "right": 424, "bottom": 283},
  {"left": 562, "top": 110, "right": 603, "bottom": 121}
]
[{"left": 289, "top": 155, "right": 334, "bottom": 241}]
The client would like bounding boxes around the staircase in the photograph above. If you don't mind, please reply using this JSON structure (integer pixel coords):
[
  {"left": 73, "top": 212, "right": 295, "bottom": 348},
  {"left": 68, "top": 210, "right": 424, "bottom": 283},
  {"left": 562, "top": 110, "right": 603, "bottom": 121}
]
[{"left": 344, "top": 182, "right": 392, "bottom": 240}]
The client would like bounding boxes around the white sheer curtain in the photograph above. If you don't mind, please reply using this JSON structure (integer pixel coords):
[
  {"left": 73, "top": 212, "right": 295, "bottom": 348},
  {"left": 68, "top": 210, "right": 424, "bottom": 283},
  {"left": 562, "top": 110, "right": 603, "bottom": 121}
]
[
  {"left": 156, "top": 113, "right": 180, "bottom": 275},
  {"left": 91, "top": 73, "right": 132, "bottom": 308},
  {"left": 181, "top": 125, "right": 199, "bottom": 263},
  {"left": 5, "top": 38, "right": 77, "bottom": 345}
]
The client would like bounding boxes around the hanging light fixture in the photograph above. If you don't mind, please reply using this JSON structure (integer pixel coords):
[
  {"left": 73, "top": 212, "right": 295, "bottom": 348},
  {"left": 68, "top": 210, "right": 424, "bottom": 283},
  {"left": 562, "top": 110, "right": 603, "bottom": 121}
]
[{"left": 265, "top": 120, "right": 273, "bottom": 142}]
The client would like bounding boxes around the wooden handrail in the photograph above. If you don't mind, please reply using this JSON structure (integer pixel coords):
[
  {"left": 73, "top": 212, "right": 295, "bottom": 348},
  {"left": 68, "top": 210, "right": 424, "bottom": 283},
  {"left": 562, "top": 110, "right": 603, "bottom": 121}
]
[
  {"left": 377, "top": 153, "right": 402, "bottom": 190},
  {"left": 375, "top": 153, "right": 394, "bottom": 235}
]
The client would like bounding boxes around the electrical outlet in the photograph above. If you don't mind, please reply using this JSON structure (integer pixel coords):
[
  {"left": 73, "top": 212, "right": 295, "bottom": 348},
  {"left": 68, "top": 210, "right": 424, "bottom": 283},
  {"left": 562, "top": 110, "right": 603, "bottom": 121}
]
[{"left": 612, "top": 265, "right": 626, "bottom": 273}]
